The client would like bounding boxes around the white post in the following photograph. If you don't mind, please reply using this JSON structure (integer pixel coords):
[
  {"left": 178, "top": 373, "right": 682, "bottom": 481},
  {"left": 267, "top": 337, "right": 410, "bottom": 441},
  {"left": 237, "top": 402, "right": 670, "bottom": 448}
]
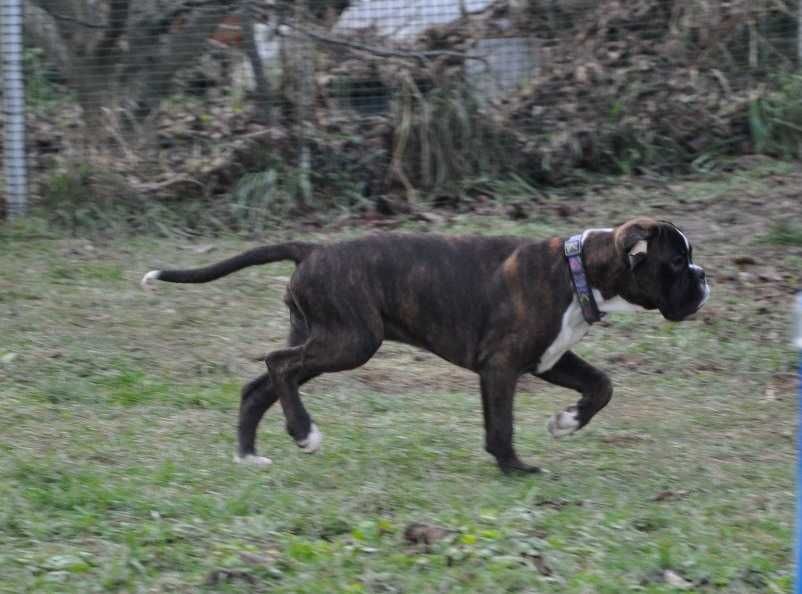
[
  {"left": 791, "top": 293, "right": 802, "bottom": 594},
  {"left": 1, "top": 0, "right": 28, "bottom": 218}
]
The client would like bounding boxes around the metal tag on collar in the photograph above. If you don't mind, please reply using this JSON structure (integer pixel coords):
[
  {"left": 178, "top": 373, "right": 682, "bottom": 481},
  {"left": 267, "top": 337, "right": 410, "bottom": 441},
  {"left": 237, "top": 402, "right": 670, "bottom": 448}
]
[{"left": 564, "top": 235, "right": 582, "bottom": 257}]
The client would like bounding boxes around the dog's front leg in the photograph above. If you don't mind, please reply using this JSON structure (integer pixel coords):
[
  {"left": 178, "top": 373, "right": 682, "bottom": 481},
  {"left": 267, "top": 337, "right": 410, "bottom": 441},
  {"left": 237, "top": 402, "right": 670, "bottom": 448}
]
[
  {"left": 480, "top": 368, "right": 541, "bottom": 474},
  {"left": 536, "top": 351, "right": 613, "bottom": 438}
]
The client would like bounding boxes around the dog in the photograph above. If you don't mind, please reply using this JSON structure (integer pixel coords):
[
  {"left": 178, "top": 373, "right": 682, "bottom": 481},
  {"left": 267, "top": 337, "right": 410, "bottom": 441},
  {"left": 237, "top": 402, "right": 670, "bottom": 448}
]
[{"left": 141, "top": 217, "right": 709, "bottom": 474}]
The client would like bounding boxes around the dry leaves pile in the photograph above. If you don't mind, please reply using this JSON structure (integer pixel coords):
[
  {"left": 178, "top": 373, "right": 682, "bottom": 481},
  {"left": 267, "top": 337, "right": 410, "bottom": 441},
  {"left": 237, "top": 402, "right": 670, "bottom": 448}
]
[{"left": 500, "top": 0, "right": 797, "bottom": 181}]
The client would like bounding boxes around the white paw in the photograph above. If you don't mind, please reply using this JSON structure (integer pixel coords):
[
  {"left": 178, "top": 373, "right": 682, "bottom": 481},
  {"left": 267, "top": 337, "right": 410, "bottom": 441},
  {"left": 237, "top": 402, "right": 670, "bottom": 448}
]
[
  {"left": 141, "top": 270, "right": 161, "bottom": 290},
  {"left": 547, "top": 408, "right": 579, "bottom": 439},
  {"left": 234, "top": 454, "right": 272, "bottom": 466},
  {"left": 297, "top": 423, "right": 322, "bottom": 454}
]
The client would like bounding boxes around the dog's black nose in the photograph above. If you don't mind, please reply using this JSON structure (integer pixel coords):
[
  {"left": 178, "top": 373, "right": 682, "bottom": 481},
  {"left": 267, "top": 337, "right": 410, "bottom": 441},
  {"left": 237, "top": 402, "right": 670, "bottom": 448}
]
[{"left": 698, "top": 268, "right": 706, "bottom": 281}]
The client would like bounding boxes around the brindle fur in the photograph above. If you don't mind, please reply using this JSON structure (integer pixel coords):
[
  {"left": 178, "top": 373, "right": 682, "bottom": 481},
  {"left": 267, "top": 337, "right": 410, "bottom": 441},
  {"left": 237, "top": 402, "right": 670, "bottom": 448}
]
[{"left": 146, "top": 218, "right": 707, "bottom": 474}]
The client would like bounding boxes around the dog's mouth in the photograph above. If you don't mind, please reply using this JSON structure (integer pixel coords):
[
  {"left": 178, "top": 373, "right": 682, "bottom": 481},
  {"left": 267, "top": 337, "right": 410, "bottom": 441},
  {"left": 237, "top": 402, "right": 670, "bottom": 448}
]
[
  {"left": 660, "top": 281, "right": 710, "bottom": 322},
  {"left": 698, "top": 282, "right": 711, "bottom": 308}
]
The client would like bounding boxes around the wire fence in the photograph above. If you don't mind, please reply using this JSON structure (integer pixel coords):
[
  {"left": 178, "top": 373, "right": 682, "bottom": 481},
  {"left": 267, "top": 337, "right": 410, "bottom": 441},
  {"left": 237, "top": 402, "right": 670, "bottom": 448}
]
[{"left": 2, "top": 0, "right": 802, "bottom": 227}]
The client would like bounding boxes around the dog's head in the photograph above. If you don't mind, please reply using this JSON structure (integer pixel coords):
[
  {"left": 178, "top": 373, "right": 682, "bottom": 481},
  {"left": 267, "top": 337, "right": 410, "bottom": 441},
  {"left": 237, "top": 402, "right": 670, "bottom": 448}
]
[{"left": 612, "top": 218, "right": 709, "bottom": 321}]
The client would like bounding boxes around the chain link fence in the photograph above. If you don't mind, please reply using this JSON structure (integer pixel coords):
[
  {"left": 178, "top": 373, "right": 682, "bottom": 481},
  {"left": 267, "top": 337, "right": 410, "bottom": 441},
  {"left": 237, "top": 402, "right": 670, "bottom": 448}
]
[{"left": 2, "top": 0, "right": 802, "bottom": 228}]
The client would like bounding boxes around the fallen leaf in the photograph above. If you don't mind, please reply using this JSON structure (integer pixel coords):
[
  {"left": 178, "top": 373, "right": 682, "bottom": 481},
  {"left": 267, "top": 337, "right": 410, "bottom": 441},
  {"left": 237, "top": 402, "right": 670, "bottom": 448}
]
[
  {"left": 601, "top": 434, "right": 645, "bottom": 445},
  {"left": 403, "top": 522, "right": 453, "bottom": 545},
  {"left": 757, "top": 267, "right": 783, "bottom": 283},
  {"left": 521, "top": 552, "right": 553, "bottom": 576},
  {"left": 738, "top": 567, "right": 767, "bottom": 588},
  {"left": 552, "top": 204, "right": 574, "bottom": 218},
  {"left": 205, "top": 569, "right": 256, "bottom": 586},
  {"left": 238, "top": 551, "right": 275, "bottom": 566},
  {"left": 653, "top": 490, "right": 689, "bottom": 502},
  {"left": 733, "top": 255, "right": 757, "bottom": 266},
  {"left": 43, "top": 554, "right": 90, "bottom": 573},
  {"left": 534, "top": 499, "right": 583, "bottom": 510},
  {"left": 413, "top": 211, "right": 446, "bottom": 225},
  {"left": 506, "top": 202, "right": 529, "bottom": 220},
  {"left": 693, "top": 361, "right": 723, "bottom": 372},
  {"left": 764, "top": 373, "right": 798, "bottom": 401},
  {"left": 663, "top": 569, "right": 693, "bottom": 589}
]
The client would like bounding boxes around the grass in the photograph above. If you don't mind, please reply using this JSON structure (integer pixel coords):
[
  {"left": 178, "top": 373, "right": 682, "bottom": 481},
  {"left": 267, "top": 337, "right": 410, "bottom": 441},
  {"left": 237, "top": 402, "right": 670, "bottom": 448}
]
[
  {"left": 1, "top": 171, "right": 800, "bottom": 592},
  {"left": 761, "top": 222, "right": 802, "bottom": 247}
]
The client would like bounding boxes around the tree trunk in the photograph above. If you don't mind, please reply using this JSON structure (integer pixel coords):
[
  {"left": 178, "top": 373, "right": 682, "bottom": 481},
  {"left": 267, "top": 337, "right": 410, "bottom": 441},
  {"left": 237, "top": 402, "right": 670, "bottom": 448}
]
[
  {"left": 127, "top": 4, "right": 230, "bottom": 122},
  {"left": 25, "top": 0, "right": 235, "bottom": 130},
  {"left": 242, "top": 3, "right": 272, "bottom": 124}
]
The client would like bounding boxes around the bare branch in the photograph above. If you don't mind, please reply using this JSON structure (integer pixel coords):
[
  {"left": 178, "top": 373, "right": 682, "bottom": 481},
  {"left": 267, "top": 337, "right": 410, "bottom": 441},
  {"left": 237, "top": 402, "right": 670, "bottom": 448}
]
[
  {"left": 280, "top": 22, "right": 489, "bottom": 68},
  {"left": 142, "top": 0, "right": 238, "bottom": 38},
  {"left": 48, "top": 12, "right": 106, "bottom": 30}
]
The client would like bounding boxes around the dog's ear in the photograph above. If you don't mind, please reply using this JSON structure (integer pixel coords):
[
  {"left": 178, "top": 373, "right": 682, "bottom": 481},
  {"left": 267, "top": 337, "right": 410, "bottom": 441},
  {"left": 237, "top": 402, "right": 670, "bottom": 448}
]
[{"left": 614, "top": 218, "right": 658, "bottom": 269}]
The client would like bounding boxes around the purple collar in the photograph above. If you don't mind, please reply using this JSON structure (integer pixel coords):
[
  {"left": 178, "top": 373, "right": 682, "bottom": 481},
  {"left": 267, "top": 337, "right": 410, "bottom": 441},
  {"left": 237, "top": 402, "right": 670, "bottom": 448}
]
[{"left": 564, "top": 234, "right": 604, "bottom": 324}]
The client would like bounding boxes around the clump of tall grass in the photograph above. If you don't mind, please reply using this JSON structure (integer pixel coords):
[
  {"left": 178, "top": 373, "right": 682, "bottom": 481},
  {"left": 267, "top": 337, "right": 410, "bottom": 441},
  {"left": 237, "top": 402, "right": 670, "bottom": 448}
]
[
  {"left": 387, "top": 68, "right": 517, "bottom": 202},
  {"left": 750, "top": 74, "right": 802, "bottom": 160}
]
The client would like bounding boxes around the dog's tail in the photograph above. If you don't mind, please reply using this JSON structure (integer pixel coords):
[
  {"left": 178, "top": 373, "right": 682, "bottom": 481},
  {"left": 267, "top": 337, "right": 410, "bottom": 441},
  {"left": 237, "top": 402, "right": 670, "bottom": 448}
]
[{"left": 141, "top": 241, "right": 317, "bottom": 289}]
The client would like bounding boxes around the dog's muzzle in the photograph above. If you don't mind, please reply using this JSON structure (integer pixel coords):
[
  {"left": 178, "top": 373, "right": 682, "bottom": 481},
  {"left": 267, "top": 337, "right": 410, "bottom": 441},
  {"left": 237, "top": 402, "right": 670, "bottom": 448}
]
[{"left": 691, "top": 265, "right": 710, "bottom": 311}]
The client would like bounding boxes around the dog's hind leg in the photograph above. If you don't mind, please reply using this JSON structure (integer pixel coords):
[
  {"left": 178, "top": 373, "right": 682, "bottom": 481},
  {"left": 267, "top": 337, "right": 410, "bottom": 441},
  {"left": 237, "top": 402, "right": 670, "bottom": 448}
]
[
  {"left": 265, "top": 314, "right": 383, "bottom": 454},
  {"left": 235, "top": 373, "right": 279, "bottom": 465},
  {"left": 236, "top": 369, "right": 324, "bottom": 463},
  {"left": 536, "top": 351, "right": 613, "bottom": 439},
  {"left": 236, "top": 316, "right": 317, "bottom": 464}
]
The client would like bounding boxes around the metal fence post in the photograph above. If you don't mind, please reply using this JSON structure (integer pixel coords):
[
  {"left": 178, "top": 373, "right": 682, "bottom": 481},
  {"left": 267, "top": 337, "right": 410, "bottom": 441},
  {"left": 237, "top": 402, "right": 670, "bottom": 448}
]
[{"left": 1, "top": 0, "right": 28, "bottom": 219}]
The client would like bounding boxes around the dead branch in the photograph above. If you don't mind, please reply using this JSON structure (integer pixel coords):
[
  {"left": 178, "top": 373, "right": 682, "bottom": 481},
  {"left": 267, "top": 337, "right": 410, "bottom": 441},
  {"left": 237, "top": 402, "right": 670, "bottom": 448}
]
[
  {"left": 134, "top": 175, "right": 205, "bottom": 193},
  {"left": 280, "top": 21, "right": 490, "bottom": 68},
  {"left": 47, "top": 12, "right": 106, "bottom": 30}
]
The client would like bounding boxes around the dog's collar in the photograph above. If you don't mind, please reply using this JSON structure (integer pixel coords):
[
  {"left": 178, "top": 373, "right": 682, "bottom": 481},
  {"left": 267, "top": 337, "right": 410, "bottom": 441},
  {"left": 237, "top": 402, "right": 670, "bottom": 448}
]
[{"left": 564, "top": 234, "right": 604, "bottom": 324}]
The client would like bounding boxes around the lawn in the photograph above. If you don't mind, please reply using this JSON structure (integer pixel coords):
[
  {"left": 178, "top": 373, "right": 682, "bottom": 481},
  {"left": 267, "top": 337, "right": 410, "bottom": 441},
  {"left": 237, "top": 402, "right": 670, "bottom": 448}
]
[{"left": 1, "top": 163, "right": 800, "bottom": 593}]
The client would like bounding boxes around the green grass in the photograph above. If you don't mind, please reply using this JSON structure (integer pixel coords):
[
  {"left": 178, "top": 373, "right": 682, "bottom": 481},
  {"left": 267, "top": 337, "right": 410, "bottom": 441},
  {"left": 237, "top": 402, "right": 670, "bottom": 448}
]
[
  {"left": 761, "top": 222, "right": 802, "bottom": 247},
  {"left": 0, "top": 180, "right": 799, "bottom": 592}
]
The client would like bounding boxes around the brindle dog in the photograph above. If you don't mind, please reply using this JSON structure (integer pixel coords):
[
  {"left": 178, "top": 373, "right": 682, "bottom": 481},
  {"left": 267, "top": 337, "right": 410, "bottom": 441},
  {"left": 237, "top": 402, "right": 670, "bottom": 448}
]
[{"left": 142, "top": 217, "right": 708, "bottom": 474}]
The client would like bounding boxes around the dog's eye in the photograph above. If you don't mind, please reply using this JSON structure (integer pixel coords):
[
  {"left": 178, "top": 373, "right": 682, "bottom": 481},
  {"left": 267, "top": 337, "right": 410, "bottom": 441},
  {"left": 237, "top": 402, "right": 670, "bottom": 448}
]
[{"left": 672, "top": 255, "right": 686, "bottom": 268}]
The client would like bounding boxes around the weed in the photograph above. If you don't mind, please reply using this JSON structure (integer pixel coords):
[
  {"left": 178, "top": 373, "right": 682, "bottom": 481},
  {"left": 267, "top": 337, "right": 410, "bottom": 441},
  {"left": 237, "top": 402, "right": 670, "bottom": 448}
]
[
  {"left": 759, "top": 221, "right": 802, "bottom": 246},
  {"left": 389, "top": 73, "right": 517, "bottom": 198},
  {"left": 23, "top": 48, "right": 71, "bottom": 107},
  {"left": 750, "top": 73, "right": 802, "bottom": 159}
]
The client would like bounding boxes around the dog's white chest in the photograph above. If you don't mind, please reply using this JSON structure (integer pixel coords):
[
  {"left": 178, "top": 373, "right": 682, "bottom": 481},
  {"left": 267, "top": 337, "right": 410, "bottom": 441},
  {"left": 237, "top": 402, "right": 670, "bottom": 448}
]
[{"left": 536, "top": 300, "right": 590, "bottom": 373}]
